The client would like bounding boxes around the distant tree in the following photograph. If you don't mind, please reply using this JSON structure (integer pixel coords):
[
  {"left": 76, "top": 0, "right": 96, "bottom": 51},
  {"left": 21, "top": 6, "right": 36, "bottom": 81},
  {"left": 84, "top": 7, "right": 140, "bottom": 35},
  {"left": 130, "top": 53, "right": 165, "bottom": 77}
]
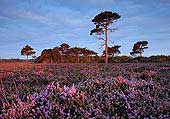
[
  {"left": 60, "top": 43, "right": 70, "bottom": 50},
  {"left": 90, "top": 11, "right": 121, "bottom": 64},
  {"left": 148, "top": 55, "right": 169, "bottom": 62},
  {"left": 66, "top": 47, "right": 97, "bottom": 63},
  {"left": 103, "top": 45, "right": 121, "bottom": 57},
  {"left": 32, "top": 55, "right": 36, "bottom": 62},
  {"left": 41, "top": 49, "right": 53, "bottom": 63},
  {"left": 68, "top": 47, "right": 83, "bottom": 63},
  {"left": 82, "top": 48, "right": 97, "bottom": 62},
  {"left": 119, "top": 56, "right": 132, "bottom": 63},
  {"left": 32, "top": 55, "right": 36, "bottom": 59},
  {"left": 35, "top": 47, "right": 61, "bottom": 63},
  {"left": 21, "top": 45, "right": 35, "bottom": 63},
  {"left": 59, "top": 43, "right": 70, "bottom": 63},
  {"left": 130, "top": 41, "right": 148, "bottom": 57}
]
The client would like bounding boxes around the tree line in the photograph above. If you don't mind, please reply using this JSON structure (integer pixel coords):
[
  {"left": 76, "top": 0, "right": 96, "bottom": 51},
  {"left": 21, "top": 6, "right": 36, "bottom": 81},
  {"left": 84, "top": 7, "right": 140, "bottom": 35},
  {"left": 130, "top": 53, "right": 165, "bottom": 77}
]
[
  {"left": 20, "top": 11, "right": 168, "bottom": 63},
  {"left": 21, "top": 42, "right": 170, "bottom": 63},
  {"left": 35, "top": 43, "right": 97, "bottom": 63}
]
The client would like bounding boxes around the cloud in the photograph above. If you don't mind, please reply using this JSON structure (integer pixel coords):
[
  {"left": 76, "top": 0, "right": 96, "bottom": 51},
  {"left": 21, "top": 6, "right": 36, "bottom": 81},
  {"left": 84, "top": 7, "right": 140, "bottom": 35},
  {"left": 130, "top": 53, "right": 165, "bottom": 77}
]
[
  {"left": 0, "top": 0, "right": 170, "bottom": 58},
  {"left": 49, "top": 0, "right": 115, "bottom": 11},
  {"left": 16, "top": 11, "right": 49, "bottom": 22}
]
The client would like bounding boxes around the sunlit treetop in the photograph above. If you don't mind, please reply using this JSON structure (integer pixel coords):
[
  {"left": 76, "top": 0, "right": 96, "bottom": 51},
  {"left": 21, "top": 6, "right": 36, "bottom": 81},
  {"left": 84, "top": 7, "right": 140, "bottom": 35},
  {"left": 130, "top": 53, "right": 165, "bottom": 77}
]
[
  {"left": 130, "top": 41, "right": 148, "bottom": 56},
  {"left": 60, "top": 43, "right": 70, "bottom": 49},
  {"left": 21, "top": 45, "right": 35, "bottom": 56},
  {"left": 92, "top": 11, "right": 121, "bottom": 26},
  {"left": 90, "top": 11, "right": 121, "bottom": 35}
]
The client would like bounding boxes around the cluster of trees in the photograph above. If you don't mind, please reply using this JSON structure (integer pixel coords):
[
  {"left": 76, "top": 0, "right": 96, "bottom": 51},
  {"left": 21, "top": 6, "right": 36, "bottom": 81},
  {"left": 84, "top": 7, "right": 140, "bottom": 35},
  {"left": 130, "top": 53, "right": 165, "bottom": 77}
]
[
  {"left": 20, "top": 43, "right": 170, "bottom": 63},
  {"left": 20, "top": 11, "right": 168, "bottom": 64},
  {"left": 90, "top": 11, "right": 150, "bottom": 64},
  {"left": 35, "top": 43, "right": 98, "bottom": 63}
]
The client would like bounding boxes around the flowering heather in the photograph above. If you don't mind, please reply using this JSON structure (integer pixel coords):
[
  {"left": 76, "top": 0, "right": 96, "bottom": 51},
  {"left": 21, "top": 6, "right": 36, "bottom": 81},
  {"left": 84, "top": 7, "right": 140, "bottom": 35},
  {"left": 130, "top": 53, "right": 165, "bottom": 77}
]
[{"left": 0, "top": 63, "right": 170, "bottom": 118}]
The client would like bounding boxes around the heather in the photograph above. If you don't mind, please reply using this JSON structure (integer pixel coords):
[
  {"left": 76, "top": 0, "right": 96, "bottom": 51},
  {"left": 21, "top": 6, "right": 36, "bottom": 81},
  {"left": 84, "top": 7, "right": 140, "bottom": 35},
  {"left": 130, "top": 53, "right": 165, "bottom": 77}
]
[{"left": 0, "top": 63, "right": 170, "bottom": 118}]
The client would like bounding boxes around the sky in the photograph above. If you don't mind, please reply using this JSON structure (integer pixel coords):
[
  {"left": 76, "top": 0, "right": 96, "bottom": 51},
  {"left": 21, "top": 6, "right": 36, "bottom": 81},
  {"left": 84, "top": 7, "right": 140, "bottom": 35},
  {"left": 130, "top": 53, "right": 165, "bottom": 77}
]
[{"left": 0, "top": 0, "right": 170, "bottom": 59}]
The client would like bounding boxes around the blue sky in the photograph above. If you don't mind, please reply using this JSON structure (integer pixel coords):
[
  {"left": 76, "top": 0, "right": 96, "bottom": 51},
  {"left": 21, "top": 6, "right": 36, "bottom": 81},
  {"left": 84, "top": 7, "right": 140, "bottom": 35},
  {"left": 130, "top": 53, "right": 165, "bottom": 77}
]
[{"left": 0, "top": 0, "right": 170, "bottom": 59}]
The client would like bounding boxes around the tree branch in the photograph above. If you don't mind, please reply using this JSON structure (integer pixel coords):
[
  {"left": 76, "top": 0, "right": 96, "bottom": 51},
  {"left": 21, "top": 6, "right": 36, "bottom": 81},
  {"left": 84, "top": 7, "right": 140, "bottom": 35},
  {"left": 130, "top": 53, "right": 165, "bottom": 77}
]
[
  {"left": 96, "top": 37, "right": 105, "bottom": 42},
  {"left": 99, "top": 43, "right": 105, "bottom": 49},
  {"left": 109, "top": 40, "right": 114, "bottom": 45}
]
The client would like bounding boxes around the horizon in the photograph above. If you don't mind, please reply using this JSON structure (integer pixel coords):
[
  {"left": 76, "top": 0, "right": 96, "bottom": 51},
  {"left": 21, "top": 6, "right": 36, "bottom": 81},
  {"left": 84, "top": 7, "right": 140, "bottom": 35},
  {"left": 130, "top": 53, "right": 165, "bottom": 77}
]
[{"left": 0, "top": 0, "right": 170, "bottom": 59}]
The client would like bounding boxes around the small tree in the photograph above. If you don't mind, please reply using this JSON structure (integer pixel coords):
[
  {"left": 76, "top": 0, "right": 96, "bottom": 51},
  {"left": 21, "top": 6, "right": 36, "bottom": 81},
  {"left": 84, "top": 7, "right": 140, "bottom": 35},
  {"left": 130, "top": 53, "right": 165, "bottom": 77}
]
[
  {"left": 103, "top": 45, "right": 121, "bottom": 57},
  {"left": 32, "top": 55, "right": 36, "bottom": 62},
  {"left": 90, "top": 11, "right": 121, "bottom": 64},
  {"left": 130, "top": 41, "right": 148, "bottom": 57},
  {"left": 82, "top": 48, "right": 97, "bottom": 62},
  {"left": 21, "top": 45, "right": 36, "bottom": 63}
]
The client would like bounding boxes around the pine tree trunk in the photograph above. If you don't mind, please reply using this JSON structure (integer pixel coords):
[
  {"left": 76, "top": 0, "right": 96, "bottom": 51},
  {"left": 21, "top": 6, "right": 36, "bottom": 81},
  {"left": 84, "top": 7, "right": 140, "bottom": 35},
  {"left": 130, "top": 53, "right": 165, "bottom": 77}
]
[
  {"left": 140, "top": 52, "right": 142, "bottom": 57},
  {"left": 105, "top": 25, "right": 108, "bottom": 64},
  {"left": 26, "top": 55, "right": 28, "bottom": 63}
]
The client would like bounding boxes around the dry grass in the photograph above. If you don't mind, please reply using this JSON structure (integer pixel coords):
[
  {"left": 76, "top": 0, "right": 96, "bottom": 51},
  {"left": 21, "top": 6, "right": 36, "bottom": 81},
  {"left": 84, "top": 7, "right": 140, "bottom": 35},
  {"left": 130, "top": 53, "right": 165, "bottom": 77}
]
[
  {"left": 0, "top": 62, "right": 35, "bottom": 71},
  {"left": 0, "top": 62, "right": 44, "bottom": 80}
]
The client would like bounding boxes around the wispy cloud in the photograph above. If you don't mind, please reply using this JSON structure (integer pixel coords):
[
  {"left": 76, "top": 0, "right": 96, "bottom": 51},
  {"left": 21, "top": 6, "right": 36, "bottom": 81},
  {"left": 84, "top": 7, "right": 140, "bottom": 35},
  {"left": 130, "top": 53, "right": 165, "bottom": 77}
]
[{"left": 0, "top": 0, "right": 170, "bottom": 58}]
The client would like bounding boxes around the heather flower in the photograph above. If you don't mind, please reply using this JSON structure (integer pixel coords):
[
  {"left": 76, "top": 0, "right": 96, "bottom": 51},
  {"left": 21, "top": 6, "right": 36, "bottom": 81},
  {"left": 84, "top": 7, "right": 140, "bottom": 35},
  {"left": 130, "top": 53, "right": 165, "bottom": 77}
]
[
  {"left": 69, "top": 84, "right": 76, "bottom": 96},
  {"left": 96, "top": 79, "right": 100, "bottom": 84},
  {"left": 116, "top": 76, "right": 127, "bottom": 84},
  {"left": 58, "top": 87, "right": 63, "bottom": 93},
  {"left": 80, "top": 91, "right": 85, "bottom": 102},
  {"left": 0, "top": 63, "right": 169, "bottom": 118}
]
